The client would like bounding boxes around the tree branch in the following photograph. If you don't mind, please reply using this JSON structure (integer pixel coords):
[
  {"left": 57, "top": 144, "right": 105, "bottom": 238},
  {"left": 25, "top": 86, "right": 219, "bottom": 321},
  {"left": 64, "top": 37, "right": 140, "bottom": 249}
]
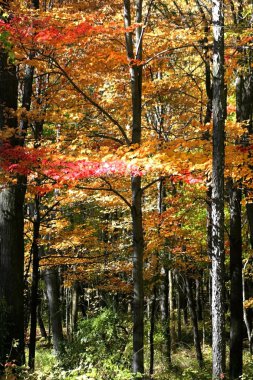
[{"left": 40, "top": 54, "right": 131, "bottom": 145}]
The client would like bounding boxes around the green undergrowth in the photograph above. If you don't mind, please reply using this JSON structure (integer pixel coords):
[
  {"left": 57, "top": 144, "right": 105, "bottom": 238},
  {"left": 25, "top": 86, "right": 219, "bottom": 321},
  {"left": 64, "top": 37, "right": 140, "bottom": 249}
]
[
  {"left": 16, "top": 345, "right": 253, "bottom": 380},
  {"left": 5, "top": 309, "right": 253, "bottom": 379}
]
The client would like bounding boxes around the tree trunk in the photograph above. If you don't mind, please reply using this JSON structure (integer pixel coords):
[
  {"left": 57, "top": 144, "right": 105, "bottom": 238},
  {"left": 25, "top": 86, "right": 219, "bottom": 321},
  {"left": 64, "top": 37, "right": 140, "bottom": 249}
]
[
  {"left": 149, "top": 286, "right": 157, "bottom": 375},
  {"left": 131, "top": 176, "right": 144, "bottom": 374},
  {"left": 211, "top": 0, "right": 226, "bottom": 376},
  {"left": 0, "top": 23, "right": 26, "bottom": 367},
  {"left": 229, "top": 182, "right": 243, "bottom": 379},
  {"left": 0, "top": 182, "right": 26, "bottom": 367},
  {"left": 37, "top": 297, "right": 47, "bottom": 339},
  {"left": 185, "top": 277, "right": 203, "bottom": 368},
  {"left": 44, "top": 268, "right": 64, "bottom": 354},
  {"left": 124, "top": 0, "right": 144, "bottom": 375},
  {"left": 160, "top": 267, "right": 171, "bottom": 364},
  {"left": 177, "top": 289, "right": 182, "bottom": 341},
  {"left": 28, "top": 196, "right": 41, "bottom": 370},
  {"left": 196, "top": 278, "right": 203, "bottom": 322},
  {"left": 243, "top": 259, "right": 253, "bottom": 354},
  {"left": 70, "top": 282, "right": 79, "bottom": 336}
]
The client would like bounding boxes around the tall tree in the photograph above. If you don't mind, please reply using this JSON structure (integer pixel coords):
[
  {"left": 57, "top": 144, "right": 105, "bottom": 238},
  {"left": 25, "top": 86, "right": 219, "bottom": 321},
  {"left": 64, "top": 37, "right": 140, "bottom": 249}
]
[
  {"left": 211, "top": 0, "right": 226, "bottom": 377},
  {"left": 229, "top": 180, "right": 242, "bottom": 379},
  {"left": 0, "top": 2, "right": 26, "bottom": 368},
  {"left": 123, "top": 0, "right": 144, "bottom": 374}
]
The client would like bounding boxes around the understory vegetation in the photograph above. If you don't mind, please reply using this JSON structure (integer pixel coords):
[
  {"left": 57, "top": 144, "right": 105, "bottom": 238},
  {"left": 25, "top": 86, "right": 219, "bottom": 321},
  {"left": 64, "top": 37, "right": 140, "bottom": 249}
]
[{"left": 2, "top": 306, "right": 253, "bottom": 380}]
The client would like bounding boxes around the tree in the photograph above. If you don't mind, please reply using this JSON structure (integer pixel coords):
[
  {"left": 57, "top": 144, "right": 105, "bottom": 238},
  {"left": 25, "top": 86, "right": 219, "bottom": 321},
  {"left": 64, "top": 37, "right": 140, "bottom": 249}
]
[
  {"left": 211, "top": 0, "right": 226, "bottom": 377},
  {"left": 0, "top": 2, "right": 26, "bottom": 368}
]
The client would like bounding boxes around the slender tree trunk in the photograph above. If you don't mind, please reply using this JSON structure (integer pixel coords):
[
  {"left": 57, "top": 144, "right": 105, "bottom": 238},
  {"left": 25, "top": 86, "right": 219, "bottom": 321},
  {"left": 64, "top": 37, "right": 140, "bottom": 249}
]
[
  {"left": 70, "top": 282, "right": 79, "bottom": 336},
  {"left": 243, "top": 259, "right": 253, "bottom": 353},
  {"left": 160, "top": 267, "right": 171, "bottom": 364},
  {"left": 124, "top": 0, "right": 144, "bottom": 375},
  {"left": 131, "top": 176, "right": 144, "bottom": 374},
  {"left": 228, "top": 4, "right": 251, "bottom": 372},
  {"left": 229, "top": 182, "right": 243, "bottom": 379},
  {"left": 211, "top": 0, "right": 226, "bottom": 376},
  {"left": 196, "top": 279, "right": 203, "bottom": 322},
  {"left": 44, "top": 268, "right": 64, "bottom": 354},
  {"left": 28, "top": 196, "right": 41, "bottom": 370},
  {"left": 37, "top": 297, "right": 47, "bottom": 339},
  {"left": 177, "top": 291, "right": 182, "bottom": 341},
  {"left": 149, "top": 286, "right": 157, "bottom": 375},
  {"left": 169, "top": 270, "right": 176, "bottom": 346},
  {"left": 185, "top": 277, "right": 203, "bottom": 368}
]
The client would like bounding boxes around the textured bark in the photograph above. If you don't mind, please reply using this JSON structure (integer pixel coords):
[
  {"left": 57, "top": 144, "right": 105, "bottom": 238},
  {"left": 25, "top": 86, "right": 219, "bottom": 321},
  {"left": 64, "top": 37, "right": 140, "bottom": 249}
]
[
  {"left": 211, "top": 0, "right": 226, "bottom": 377},
  {"left": 0, "top": 183, "right": 25, "bottom": 367},
  {"left": 229, "top": 183, "right": 243, "bottom": 380},
  {"left": 0, "top": 34, "right": 26, "bottom": 366}
]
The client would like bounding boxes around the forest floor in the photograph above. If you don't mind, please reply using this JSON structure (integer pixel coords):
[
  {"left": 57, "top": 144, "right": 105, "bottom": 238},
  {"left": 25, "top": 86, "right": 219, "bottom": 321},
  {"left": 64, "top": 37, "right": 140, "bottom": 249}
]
[{"left": 14, "top": 343, "right": 251, "bottom": 380}]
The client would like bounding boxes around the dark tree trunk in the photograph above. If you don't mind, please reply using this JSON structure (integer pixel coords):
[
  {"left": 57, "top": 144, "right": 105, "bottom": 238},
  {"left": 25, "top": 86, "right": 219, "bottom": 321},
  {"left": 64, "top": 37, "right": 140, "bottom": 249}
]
[
  {"left": 28, "top": 196, "right": 41, "bottom": 370},
  {"left": 185, "top": 277, "right": 203, "bottom": 368},
  {"left": 228, "top": 4, "right": 252, "bottom": 371},
  {"left": 31, "top": 0, "right": 40, "bottom": 8},
  {"left": 131, "top": 176, "right": 144, "bottom": 374},
  {"left": 0, "top": 23, "right": 26, "bottom": 367},
  {"left": 211, "top": 0, "right": 226, "bottom": 376},
  {"left": 0, "top": 181, "right": 26, "bottom": 367},
  {"left": 124, "top": 0, "right": 144, "bottom": 375},
  {"left": 229, "top": 183, "right": 243, "bottom": 379},
  {"left": 160, "top": 267, "right": 171, "bottom": 364},
  {"left": 44, "top": 268, "right": 64, "bottom": 354},
  {"left": 196, "top": 279, "right": 203, "bottom": 322},
  {"left": 37, "top": 297, "right": 47, "bottom": 339}
]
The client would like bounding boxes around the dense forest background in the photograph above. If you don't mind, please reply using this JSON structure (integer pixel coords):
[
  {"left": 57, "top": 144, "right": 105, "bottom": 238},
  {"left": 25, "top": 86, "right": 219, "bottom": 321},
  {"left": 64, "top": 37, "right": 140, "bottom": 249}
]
[{"left": 0, "top": 0, "right": 253, "bottom": 379}]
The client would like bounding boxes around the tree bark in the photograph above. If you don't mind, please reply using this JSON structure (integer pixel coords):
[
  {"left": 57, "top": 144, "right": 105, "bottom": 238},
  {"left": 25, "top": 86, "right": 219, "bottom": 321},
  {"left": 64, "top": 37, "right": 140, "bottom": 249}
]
[
  {"left": 211, "top": 0, "right": 226, "bottom": 376},
  {"left": 124, "top": 0, "right": 144, "bottom": 375},
  {"left": 37, "top": 297, "right": 47, "bottom": 339},
  {"left": 28, "top": 196, "right": 41, "bottom": 370},
  {"left": 0, "top": 17, "right": 26, "bottom": 367},
  {"left": 160, "top": 267, "right": 171, "bottom": 364},
  {"left": 229, "top": 182, "right": 243, "bottom": 380},
  {"left": 44, "top": 268, "right": 64, "bottom": 354}
]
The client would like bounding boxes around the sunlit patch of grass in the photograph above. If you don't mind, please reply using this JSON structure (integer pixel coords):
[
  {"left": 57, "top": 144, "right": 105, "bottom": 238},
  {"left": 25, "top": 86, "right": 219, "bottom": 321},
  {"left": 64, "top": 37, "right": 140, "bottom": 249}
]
[
  {"left": 151, "top": 344, "right": 212, "bottom": 380},
  {"left": 35, "top": 346, "right": 58, "bottom": 373}
]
